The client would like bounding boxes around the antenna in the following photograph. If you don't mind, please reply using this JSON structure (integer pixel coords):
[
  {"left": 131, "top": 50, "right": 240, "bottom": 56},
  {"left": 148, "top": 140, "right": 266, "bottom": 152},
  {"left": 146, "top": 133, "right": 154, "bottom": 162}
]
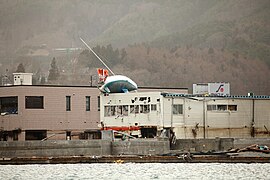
[{"left": 80, "top": 37, "right": 115, "bottom": 75}]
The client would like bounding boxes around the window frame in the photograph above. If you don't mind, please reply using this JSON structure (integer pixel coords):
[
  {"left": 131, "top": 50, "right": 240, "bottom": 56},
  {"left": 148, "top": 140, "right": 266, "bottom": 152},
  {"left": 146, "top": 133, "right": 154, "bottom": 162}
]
[
  {"left": 151, "top": 104, "right": 157, "bottom": 111},
  {"left": 122, "top": 105, "right": 128, "bottom": 116},
  {"left": 66, "top": 96, "right": 71, "bottom": 111},
  {"left": 104, "top": 106, "right": 111, "bottom": 117},
  {"left": 0, "top": 96, "right": 18, "bottom": 114},
  {"left": 173, "top": 104, "right": 183, "bottom": 115},
  {"left": 25, "top": 96, "right": 44, "bottom": 109},
  {"left": 140, "top": 104, "right": 150, "bottom": 113},
  {"left": 207, "top": 104, "right": 238, "bottom": 112},
  {"left": 228, "top": 105, "right": 237, "bottom": 111},
  {"left": 97, "top": 96, "right": 100, "bottom": 111},
  {"left": 86, "top": 96, "right": 91, "bottom": 111}
]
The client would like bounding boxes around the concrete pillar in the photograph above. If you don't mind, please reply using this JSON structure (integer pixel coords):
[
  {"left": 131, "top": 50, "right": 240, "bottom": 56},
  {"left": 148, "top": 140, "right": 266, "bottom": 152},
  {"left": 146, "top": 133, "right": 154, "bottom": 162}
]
[
  {"left": 102, "top": 130, "right": 114, "bottom": 141},
  {"left": 18, "top": 131, "right": 25, "bottom": 141}
]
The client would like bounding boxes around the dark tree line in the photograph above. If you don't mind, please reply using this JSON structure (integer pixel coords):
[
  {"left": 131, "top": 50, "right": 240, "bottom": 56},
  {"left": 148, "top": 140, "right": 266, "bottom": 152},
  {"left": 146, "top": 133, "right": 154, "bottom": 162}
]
[
  {"left": 78, "top": 44, "right": 127, "bottom": 69},
  {"left": 48, "top": 57, "right": 60, "bottom": 81}
]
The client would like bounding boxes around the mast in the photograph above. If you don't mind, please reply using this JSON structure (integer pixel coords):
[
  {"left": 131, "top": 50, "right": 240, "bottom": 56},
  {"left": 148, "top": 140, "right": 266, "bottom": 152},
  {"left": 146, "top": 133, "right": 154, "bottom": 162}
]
[{"left": 80, "top": 37, "right": 115, "bottom": 75}]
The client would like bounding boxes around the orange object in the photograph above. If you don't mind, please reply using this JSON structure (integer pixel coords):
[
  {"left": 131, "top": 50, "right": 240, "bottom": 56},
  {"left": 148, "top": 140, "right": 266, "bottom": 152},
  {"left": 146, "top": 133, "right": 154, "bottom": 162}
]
[
  {"left": 102, "top": 126, "right": 140, "bottom": 131},
  {"left": 97, "top": 68, "right": 109, "bottom": 82}
]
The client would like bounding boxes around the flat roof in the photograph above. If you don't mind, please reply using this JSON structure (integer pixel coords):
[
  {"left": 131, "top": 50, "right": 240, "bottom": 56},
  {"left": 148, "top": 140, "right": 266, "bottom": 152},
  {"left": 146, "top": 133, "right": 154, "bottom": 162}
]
[
  {"left": 139, "top": 86, "right": 188, "bottom": 90},
  {"left": 162, "top": 93, "right": 270, "bottom": 100},
  {"left": 0, "top": 85, "right": 97, "bottom": 88},
  {"left": 0, "top": 85, "right": 188, "bottom": 90}
]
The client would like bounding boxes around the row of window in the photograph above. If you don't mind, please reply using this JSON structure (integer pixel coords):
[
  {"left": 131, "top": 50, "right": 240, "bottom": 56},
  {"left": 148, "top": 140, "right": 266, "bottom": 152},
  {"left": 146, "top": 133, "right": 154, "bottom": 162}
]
[
  {"left": 207, "top": 105, "right": 237, "bottom": 111},
  {"left": 65, "top": 96, "right": 96, "bottom": 111},
  {"left": 0, "top": 96, "right": 238, "bottom": 115},
  {"left": 0, "top": 96, "right": 98, "bottom": 113},
  {"left": 104, "top": 104, "right": 158, "bottom": 117},
  {"left": 27, "top": 96, "right": 94, "bottom": 111},
  {"left": 104, "top": 104, "right": 184, "bottom": 117}
]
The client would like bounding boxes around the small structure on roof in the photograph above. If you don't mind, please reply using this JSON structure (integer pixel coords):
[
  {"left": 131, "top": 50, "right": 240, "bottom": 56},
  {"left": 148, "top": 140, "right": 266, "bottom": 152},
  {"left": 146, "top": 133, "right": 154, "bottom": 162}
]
[{"left": 13, "top": 73, "right": 33, "bottom": 85}]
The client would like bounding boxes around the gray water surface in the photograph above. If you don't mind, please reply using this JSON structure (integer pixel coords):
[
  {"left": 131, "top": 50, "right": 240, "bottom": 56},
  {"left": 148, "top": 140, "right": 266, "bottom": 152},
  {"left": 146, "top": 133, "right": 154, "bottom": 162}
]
[{"left": 1, "top": 163, "right": 269, "bottom": 180}]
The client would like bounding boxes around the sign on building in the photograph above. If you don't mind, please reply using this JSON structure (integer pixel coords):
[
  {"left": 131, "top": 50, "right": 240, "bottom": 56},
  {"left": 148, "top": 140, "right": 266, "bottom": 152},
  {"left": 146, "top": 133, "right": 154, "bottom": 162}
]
[{"left": 193, "top": 83, "right": 230, "bottom": 96}]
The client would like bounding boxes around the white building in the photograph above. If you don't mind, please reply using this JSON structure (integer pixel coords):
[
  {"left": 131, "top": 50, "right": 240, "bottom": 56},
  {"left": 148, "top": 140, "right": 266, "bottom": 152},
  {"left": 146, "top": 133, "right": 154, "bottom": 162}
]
[{"left": 100, "top": 92, "right": 270, "bottom": 139}]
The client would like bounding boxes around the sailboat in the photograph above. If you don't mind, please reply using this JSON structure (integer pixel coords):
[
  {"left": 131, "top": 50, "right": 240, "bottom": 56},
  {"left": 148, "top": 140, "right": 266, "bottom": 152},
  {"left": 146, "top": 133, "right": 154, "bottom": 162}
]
[{"left": 80, "top": 38, "right": 138, "bottom": 93}]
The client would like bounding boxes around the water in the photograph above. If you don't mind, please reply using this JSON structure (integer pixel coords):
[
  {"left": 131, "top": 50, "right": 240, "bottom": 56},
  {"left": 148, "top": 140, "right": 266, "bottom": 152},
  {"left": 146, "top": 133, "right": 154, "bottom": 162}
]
[{"left": 0, "top": 163, "right": 269, "bottom": 180}]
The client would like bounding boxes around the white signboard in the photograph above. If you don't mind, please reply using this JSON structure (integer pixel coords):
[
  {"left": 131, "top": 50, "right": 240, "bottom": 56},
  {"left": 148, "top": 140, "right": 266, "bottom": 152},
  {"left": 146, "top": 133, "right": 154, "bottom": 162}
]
[{"left": 208, "top": 83, "right": 230, "bottom": 96}]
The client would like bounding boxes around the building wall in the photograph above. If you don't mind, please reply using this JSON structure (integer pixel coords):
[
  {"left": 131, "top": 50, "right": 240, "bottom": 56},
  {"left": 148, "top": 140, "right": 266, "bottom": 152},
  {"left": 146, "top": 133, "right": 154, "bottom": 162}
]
[
  {"left": 101, "top": 92, "right": 270, "bottom": 139},
  {"left": 205, "top": 99, "right": 252, "bottom": 138},
  {"left": 0, "top": 86, "right": 100, "bottom": 141},
  {"left": 168, "top": 97, "right": 270, "bottom": 139},
  {"left": 2, "top": 86, "right": 268, "bottom": 141},
  {"left": 0, "top": 86, "right": 188, "bottom": 141},
  {"left": 254, "top": 100, "right": 270, "bottom": 137},
  {"left": 178, "top": 98, "right": 204, "bottom": 138},
  {"left": 101, "top": 92, "right": 163, "bottom": 128}
]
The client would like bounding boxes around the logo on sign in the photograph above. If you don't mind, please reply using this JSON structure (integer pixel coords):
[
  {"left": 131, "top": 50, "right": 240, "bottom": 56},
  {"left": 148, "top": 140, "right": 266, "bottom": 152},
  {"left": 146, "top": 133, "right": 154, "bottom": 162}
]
[{"left": 216, "top": 84, "right": 224, "bottom": 93}]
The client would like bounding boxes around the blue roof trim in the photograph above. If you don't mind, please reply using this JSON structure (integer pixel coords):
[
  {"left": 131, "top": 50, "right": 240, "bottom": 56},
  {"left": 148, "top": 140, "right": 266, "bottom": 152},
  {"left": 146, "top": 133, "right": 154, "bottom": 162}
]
[{"left": 161, "top": 93, "right": 270, "bottom": 99}]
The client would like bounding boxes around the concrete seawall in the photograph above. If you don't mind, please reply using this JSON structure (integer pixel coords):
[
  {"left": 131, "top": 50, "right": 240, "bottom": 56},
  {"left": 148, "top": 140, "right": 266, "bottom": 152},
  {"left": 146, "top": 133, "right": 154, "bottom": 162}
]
[
  {"left": 112, "top": 139, "right": 170, "bottom": 155},
  {"left": 1, "top": 138, "right": 269, "bottom": 158},
  {"left": 0, "top": 140, "right": 112, "bottom": 158},
  {"left": 171, "top": 138, "right": 270, "bottom": 152},
  {"left": 171, "top": 138, "right": 234, "bottom": 152},
  {"left": 233, "top": 138, "right": 270, "bottom": 149},
  {"left": 0, "top": 139, "right": 169, "bottom": 158}
]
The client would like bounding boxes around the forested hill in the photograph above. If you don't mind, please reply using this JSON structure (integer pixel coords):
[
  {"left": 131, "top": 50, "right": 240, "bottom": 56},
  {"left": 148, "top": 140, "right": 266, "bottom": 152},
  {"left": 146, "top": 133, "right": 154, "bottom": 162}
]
[
  {"left": 77, "top": 44, "right": 270, "bottom": 95},
  {"left": 0, "top": 0, "right": 269, "bottom": 95}
]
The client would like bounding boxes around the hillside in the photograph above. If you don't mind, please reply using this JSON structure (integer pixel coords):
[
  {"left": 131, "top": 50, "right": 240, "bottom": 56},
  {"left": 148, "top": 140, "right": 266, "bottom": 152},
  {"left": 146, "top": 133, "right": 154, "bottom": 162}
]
[
  {"left": 110, "top": 45, "right": 270, "bottom": 95},
  {"left": 0, "top": 0, "right": 269, "bottom": 94}
]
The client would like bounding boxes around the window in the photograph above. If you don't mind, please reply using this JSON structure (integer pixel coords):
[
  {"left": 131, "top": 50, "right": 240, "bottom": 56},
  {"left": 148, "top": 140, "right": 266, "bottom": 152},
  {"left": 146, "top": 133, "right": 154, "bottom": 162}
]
[
  {"left": 105, "top": 105, "right": 128, "bottom": 116},
  {"left": 111, "top": 106, "right": 116, "bottom": 116},
  {"left": 13, "top": 130, "right": 19, "bottom": 141},
  {"left": 207, "top": 105, "right": 217, "bottom": 111},
  {"left": 0, "top": 96, "right": 18, "bottom": 114},
  {"left": 25, "top": 130, "right": 47, "bottom": 140},
  {"left": 130, "top": 105, "right": 139, "bottom": 114},
  {"left": 66, "top": 131, "right": 71, "bottom": 140},
  {"left": 151, "top": 104, "right": 157, "bottom": 111},
  {"left": 217, "top": 105, "right": 227, "bottom": 111},
  {"left": 117, "top": 105, "right": 122, "bottom": 115},
  {"left": 135, "top": 105, "right": 139, "bottom": 113},
  {"left": 25, "top": 96, "right": 44, "bottom": 109},
  {"left": 66, "top": 96, "right": 71, "bottom": 111},
  {"left": 130, "top": 105, "right": 135, "bottom": 113},
  {"left": 228, "top": 105, "right": 237, "bottom": 111},
  {"left": 86, "top": 96, "right": 91, "bottom": 111},
  {"left": 140, "top": 105, "right": 150, "bottom": 113},
  {"left": 173, "top": 104, "right": 183, "bottom": 115},
  {"left": 122, "top": 105, "right": 128, "bottom": 116},
  {"left": 104, "top": 105, "right": 117, "bottom": 116},
  {"left": 207, "top": 104, "right": 238, "bottom": 112},
  {"left": 104, "top": 106, "right": 111, "bottom": 117},
  {"left": 97, "top": 96, "right": 100, "bottom": 111}
]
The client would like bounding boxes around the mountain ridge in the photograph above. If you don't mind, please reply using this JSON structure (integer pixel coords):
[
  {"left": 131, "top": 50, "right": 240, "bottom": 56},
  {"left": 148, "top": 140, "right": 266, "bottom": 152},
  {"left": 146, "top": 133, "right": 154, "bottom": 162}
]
[{"left": 0, "top": 0, "right": 269, "bottom": 94}]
